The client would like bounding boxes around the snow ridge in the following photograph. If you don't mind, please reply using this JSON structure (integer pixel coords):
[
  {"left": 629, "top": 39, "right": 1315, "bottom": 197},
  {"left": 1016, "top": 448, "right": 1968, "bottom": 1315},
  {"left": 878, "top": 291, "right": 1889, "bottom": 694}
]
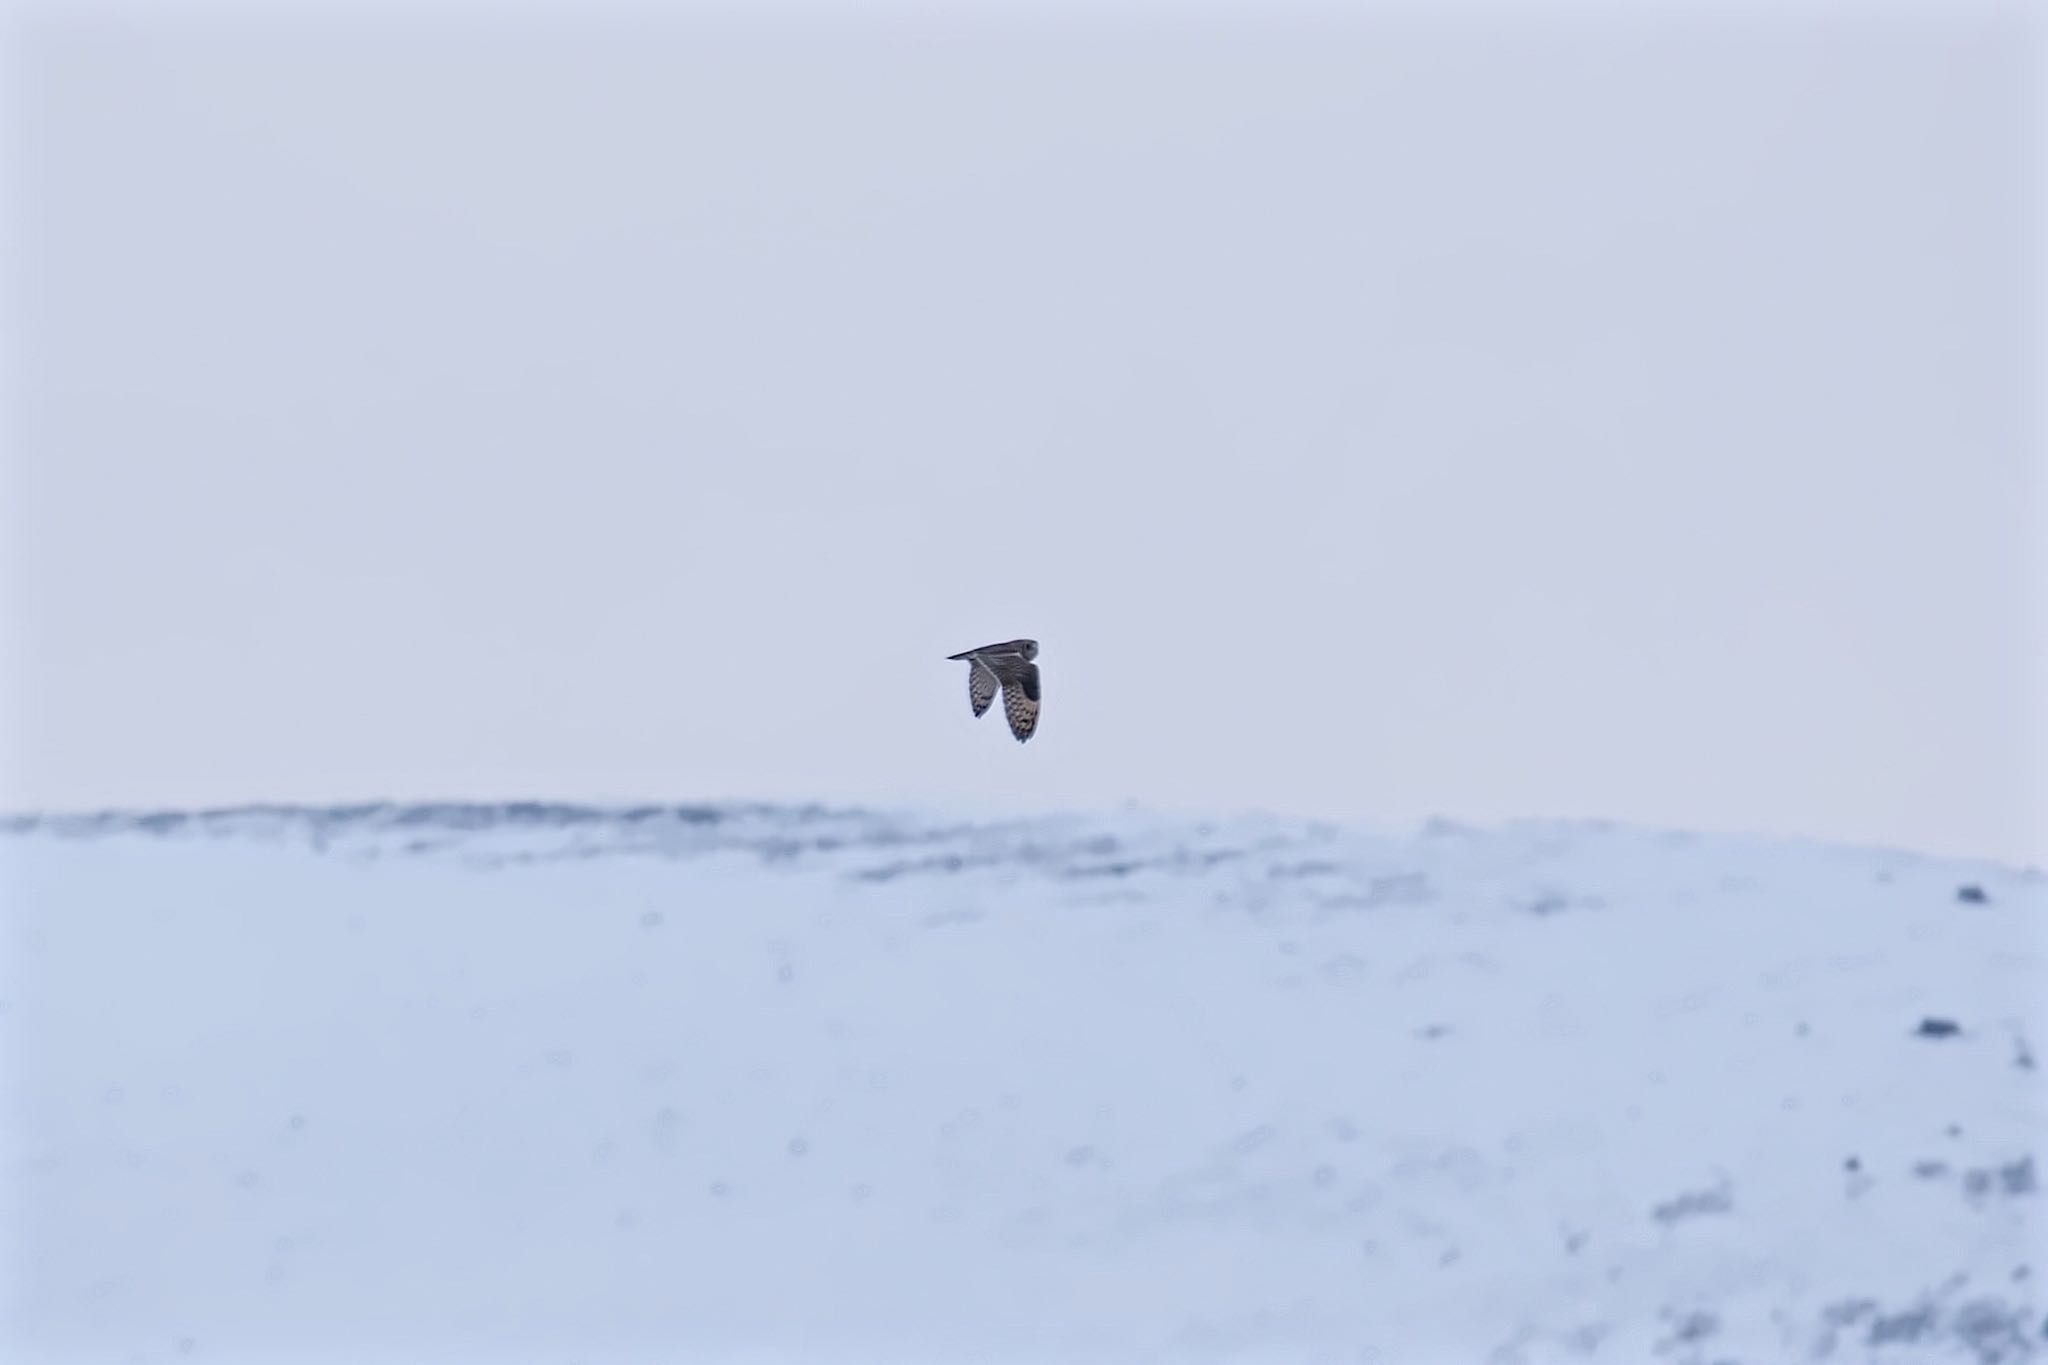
[{"left": 2, "top": 804, "right": 2041, "bottom": 1363}]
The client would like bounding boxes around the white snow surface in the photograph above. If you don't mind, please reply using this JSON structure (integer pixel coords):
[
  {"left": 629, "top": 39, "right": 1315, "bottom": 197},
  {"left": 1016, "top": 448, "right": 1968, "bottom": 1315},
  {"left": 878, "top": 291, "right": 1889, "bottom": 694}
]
[{"left": 1, "top": 803, "right": 2042, "bottom": 1364}]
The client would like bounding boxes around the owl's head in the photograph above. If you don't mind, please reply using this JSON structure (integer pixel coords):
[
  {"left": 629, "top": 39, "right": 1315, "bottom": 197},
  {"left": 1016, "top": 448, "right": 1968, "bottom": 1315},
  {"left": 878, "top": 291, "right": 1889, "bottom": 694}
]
[{"left": 1018, "top": 639, "right": 1039, "bottom": 660}]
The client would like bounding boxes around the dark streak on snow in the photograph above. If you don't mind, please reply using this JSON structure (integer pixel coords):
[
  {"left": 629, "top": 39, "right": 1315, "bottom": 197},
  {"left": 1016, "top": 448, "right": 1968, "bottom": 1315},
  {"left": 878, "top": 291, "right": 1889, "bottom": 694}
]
[{"left": 1651, "top": 1181, "right": 1734, "bottom": 1225}]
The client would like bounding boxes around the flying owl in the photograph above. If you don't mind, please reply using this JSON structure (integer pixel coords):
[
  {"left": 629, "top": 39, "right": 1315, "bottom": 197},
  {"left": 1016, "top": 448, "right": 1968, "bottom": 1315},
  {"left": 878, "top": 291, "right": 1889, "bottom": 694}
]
[{"left": 946, "top": 639, "right": 1040, "bottom": 742}]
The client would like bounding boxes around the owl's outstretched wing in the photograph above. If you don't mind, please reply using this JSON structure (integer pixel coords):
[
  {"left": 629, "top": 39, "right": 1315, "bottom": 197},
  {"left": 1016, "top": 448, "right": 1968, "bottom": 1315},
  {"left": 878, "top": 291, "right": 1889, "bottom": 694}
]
[
  {"left": 996, "top": 660, "right": 1040, "bottom": 742},
  {"left": 967, "top": 658, "right": 999, "bottom": 718}
]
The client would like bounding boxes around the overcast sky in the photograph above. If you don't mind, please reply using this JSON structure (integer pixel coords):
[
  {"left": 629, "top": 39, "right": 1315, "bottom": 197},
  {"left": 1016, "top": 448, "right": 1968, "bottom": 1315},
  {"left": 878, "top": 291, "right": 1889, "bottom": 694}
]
[{"left": 2, "top": 0, "right": 2040, "bottom": 863}]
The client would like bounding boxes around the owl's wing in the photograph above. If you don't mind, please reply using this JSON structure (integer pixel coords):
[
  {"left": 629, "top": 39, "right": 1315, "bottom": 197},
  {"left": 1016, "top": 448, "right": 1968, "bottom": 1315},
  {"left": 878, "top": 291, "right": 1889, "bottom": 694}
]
[
  {"left": 967, "top": 658, "right": 999, "bottom": 718},
  {"left": 996, "top": 660, "right": 1040, "bottom": 742}
]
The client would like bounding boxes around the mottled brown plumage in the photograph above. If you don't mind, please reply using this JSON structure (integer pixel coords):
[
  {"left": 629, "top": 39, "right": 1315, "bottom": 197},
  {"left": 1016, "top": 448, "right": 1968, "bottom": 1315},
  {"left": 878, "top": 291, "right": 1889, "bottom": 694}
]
[{"left": 946, "top": 639, "right": 1040, "bottom": 742}]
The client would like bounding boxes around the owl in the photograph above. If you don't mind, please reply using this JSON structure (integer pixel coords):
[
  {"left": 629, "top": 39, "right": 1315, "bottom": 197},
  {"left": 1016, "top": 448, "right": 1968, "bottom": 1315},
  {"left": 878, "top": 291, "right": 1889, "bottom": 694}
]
[{"left": 946, "top": 639, "right": 1040, "bottom": 742}]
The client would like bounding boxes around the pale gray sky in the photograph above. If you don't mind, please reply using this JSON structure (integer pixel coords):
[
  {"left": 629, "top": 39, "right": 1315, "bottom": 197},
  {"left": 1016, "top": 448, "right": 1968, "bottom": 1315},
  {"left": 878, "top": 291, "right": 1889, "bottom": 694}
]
[{"left": 3, "top": 0, "right": 2041, "bottom": 863}]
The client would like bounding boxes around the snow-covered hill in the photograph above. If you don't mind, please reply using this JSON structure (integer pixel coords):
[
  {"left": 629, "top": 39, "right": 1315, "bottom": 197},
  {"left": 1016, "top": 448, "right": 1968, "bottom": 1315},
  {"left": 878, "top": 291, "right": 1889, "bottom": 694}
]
[{"left": 2, "top": 803, "right": 2041, "bottom": 1363}]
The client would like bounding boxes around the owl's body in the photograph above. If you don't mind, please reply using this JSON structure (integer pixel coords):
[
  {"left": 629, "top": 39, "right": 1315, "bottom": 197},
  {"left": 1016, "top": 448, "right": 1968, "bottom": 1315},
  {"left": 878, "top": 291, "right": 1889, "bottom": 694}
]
[{"left": 947, "top": 639, "right": 1041, "bottom": 742}]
